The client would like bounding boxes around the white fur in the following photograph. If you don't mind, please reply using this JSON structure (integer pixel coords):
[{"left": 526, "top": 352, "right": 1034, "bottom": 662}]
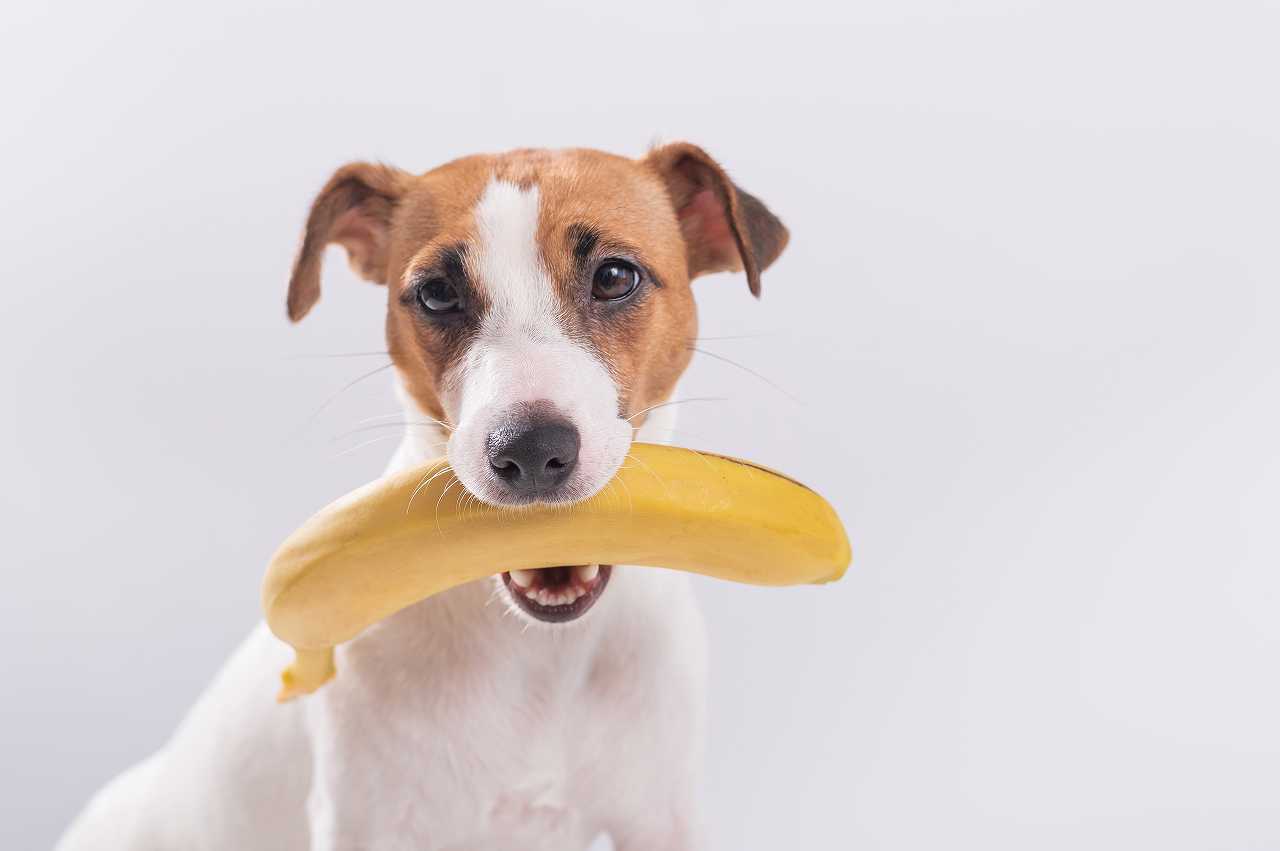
[
  {"left": 56, "top": 178, "right": 707, "bottom": 851},
  {"left": 446, "top": 179, "right": 632, "bottom": 507}
]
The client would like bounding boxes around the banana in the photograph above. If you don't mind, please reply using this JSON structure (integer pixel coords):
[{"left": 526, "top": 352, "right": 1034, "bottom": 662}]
[{"left": 263, "top": 443, "right": 851, "bottom": 700}]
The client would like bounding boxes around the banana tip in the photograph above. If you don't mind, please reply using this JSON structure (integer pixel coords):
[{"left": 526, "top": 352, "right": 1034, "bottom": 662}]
[{"left": 276, "top": 648, "right": 336, "bottom": 702}]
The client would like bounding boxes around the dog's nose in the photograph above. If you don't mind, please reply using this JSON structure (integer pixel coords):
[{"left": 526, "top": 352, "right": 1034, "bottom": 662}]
[{"left": 487, "top": 415, "right": 580, "bottom": 497}]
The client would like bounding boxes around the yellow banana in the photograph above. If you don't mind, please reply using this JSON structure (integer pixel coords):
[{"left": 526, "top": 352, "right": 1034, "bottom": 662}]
[{"left": 263, "top": 443, "right": 851, "bottom": 700}]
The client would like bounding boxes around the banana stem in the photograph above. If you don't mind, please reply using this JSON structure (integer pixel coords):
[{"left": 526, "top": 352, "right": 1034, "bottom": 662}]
[{"left": 278, "top": 648, "right": 336, "bottom": 702}]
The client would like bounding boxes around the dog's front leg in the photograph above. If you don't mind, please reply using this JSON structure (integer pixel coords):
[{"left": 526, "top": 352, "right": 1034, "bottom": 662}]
[
  {"left": 306, "top": 732, "right": 400, "bottom": 851},
  {"left": 304, "top": 688, "right": 437, "bottom": 851},
  {"left": 604, "top": 733, "right": 705, "bottom": 851},
  {"left": 305, "top": 769, "right": 353, "bottom": 851},
  {"left": 306, "top": 730, "right": 438, "bottom": 851}
]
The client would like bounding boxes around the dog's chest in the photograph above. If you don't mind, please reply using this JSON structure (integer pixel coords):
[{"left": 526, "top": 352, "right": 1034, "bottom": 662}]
[
  {"left": 320, "top": 592, "right": 642, "bottom": 848},
  {"left": 441, "top": 662, "right": 605, "bottom": 839}
]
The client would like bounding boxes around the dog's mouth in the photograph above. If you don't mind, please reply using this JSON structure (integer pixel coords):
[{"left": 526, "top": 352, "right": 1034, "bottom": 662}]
[{"left": 500, "top": 564, "right": 612, "bottom": 623}]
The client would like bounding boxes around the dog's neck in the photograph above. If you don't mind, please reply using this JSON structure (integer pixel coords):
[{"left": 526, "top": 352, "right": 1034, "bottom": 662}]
[{"left": 383, "top": 376, "right": 682, "bottom": 479}]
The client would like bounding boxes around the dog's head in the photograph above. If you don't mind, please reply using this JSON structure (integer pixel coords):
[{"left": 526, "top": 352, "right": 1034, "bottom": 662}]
[{"left": 288, "top": 145, "right": 786, "bottom": 620}]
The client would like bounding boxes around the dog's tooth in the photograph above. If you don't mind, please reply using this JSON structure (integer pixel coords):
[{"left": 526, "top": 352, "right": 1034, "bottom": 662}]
[
  {"left": 576, "top": 563, "right": 600, "bottom": 583},
  {"left": 509, "top": 569, "right": 535, "bottom": 588}
]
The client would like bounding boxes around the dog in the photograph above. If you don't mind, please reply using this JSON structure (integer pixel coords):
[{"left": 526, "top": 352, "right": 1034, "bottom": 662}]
[{"left": 56, "top": 143, "right": 788, "bottom": 851}]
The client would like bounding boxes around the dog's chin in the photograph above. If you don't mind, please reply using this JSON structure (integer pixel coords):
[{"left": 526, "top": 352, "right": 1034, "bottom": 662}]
[
  {"left": 500, "top": 564, "right": 612, "bottom": 624},
  {"left": 463, "top": 482, "right": 602, "bottom": 509},
  {"left": 449, "top": 439, "right": 626, "bottom": 622}
]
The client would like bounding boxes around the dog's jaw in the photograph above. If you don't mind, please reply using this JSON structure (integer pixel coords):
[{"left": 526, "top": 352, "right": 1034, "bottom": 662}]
[
  {"left": 501, "top": 564, "right": 612, "bottom": 623},
  {"left": 388, "top": 373, "right": 682, "bottom": 627}
]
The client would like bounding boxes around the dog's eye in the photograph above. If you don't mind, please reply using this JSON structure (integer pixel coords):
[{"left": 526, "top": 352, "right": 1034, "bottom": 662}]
[
  {"left": 417, "top": 279, "right": 461, "bottom": 314},
  {"left": 591, "top": 260, "right": 641, "bottom": 302}
]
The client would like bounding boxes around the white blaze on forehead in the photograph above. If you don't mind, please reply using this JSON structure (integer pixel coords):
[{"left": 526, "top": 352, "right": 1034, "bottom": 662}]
[
  {"left": 470, "top": 179, "right": 560, "bottom": 333},
  {"left": 442, "top": 176, "right": 633, "bottom": 506}
]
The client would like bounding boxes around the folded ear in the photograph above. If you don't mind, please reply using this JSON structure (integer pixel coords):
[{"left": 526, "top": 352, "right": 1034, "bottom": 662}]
[
  {"left": 644, "top": 143, "right": 789, "bottom": 297},
  {"left": 287, "top": 162, "right": 413, "bottom": 321}
]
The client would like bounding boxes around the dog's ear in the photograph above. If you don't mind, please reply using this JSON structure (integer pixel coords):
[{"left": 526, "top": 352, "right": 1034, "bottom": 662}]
[
  {"left": 644, "top": 143, "right": 789, "bottom": 297},
  {"left": 287, "top": 162, "right": 413, "bottom": 322}
]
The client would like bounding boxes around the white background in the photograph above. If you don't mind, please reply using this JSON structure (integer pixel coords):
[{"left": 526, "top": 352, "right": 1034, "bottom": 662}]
[{"left": 3, "top": 0, "right": 1278, "bottom": 848}]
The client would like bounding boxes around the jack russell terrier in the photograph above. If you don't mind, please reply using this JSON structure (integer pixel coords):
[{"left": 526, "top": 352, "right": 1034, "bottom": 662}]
[{"left": 57, "top": 143, "right": 788, "bottom": 851}]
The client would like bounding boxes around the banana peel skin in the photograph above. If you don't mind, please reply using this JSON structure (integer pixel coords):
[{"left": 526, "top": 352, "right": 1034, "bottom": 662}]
[{"left": 263, "top": 443, "right": 851, "bottom": 700}]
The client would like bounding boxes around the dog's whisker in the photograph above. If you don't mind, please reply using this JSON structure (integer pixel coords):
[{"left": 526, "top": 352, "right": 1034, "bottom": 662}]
[
  {"left": 630, "top": 426, "right": 716, "bottom": 446},
  {"left": 689, "top": 333, "right": 775, "bottom": 342},
  {"left": 685, "top": 345, "right": 803, "bottom": 404},
  {"left": 625, "top": 396, "right": 728, "bottom": 423},
  {"left": 605, "top": 471, "right": 636, "bottom": 515},
  {"left": 434, "top": 475, "right": 462, "bottom": 533},
  {"left": 336, "top": 437, "right": 448, "bottom": 460},
  {"left": 601, "top": 479, "right": 630, "bottom": 515},
  {"left": 483, "top": 584, "right": 507, "bottom": 609},
  {"left": 330, "top": 422, "right": 453, "bottom": 443},
  {"left": 624, "top": 452, "right": 670, "bottom": 502},
  {"left": 460, "top": 491, "right": 480, "bottom": 522},
  {"left": 406, "top": 466, "right": 454, "bottom": 514},
  {"left": 293, "top": 361, "right": 396, "bottom": 436},
  {"left": 332, "top": 434, "right": 411, "bottom": 458},
  {"left": 674, "top": 444, "right": 721, "bottom": 479},
  {"left": 287, "top": 350, "right": 392, "bottom": 360},
  {"left": 354, "top": 411, "right": 418, "bottom": 426},
  {"left": 349, "top": 412, "right": 456, "bottom": 432}
]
